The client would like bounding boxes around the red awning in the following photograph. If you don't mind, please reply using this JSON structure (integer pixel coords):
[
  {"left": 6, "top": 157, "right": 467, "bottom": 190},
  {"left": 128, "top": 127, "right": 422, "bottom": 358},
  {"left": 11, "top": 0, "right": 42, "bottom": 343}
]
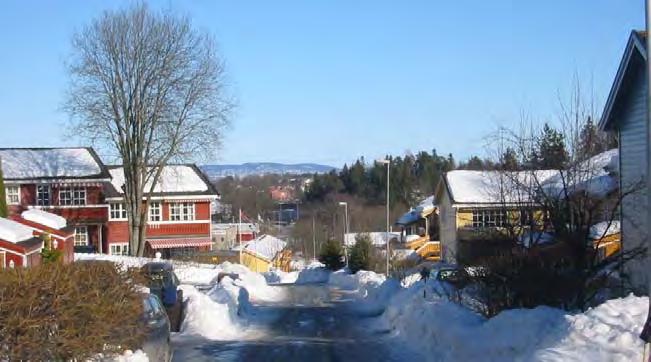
[{"left": 147, "top": 237, "right": 212, "bottom": 249}]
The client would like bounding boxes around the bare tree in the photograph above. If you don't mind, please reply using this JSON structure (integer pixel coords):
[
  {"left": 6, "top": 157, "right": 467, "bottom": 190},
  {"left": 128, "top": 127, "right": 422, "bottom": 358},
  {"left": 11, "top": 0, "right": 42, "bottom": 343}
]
[{"left": 65, "top": 3, "right": 232, "bottom": 256}]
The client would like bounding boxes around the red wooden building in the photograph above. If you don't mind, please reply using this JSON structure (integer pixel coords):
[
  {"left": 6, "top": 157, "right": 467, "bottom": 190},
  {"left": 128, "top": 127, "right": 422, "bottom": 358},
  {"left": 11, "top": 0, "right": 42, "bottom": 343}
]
[
  {"left": 104, "top": 164, "right": 219, "bottom": 257},
  {"left": 0, "top": 147, "right": 111, "bottom": 254},
  {"left": 0, "top": 218, "right": 44, "bottom": 268},
  {"left": 10, "top": 209, "right": 75, "bottom": 264}
]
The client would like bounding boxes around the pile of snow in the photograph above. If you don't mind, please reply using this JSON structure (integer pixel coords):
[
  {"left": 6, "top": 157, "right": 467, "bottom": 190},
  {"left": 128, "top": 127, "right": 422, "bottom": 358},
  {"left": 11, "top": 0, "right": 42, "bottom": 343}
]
[
  {"left": 236, "top": 234, "right": 286, "bottom": 261},
  {"left": 0, "top": 218, "right": 35, "bottom": 243},
  {"left": 22, "top": 208, "right": 67, "bottom": 229},
  {"left": 518, "top": 231, "right": 555, "bottom": 248},
  {"left": 344, "top": 232, "right": 401, "bottom": 247},
  {"left": 75, "top": 253, "right": 223, "bottom": 285},
  {"left": 0, "top": 148, "right": 103, "bottom": 179},
  {"left": 589, "top": 220, "right": 621, "bottom": 239},
  {"left": 543, "top": 149, "right": 619, "bottom": 199},
  {"left": 341, "top": 268, "right": 647, "bottom": 361},
  {"left": 110, "top": 350, "right": 149, "bottom": 362},
  {"left": 109, "top": 165, "right": 209, "bottom": 194},
  {"left": 264, "top": 260, "right": 330, "bottom": 284}
]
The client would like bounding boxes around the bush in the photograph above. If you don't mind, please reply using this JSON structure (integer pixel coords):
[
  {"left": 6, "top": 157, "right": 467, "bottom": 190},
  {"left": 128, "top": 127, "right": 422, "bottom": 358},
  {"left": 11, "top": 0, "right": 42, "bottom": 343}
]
[
  {"left": 319, "top": 239, "right": 345, "bottom": 270},
  {"left": 0, "top": 262, "right": 146, "bottom": 361},
  {"left": 348, "top": 234, "right": 373, "bottom": 274}
]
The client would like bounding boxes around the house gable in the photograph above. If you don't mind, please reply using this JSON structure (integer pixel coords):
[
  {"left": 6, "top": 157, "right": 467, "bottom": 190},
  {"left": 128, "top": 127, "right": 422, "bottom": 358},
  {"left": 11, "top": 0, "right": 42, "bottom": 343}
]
[{"left": 600, "top": 30, "right": 647, "bottom": 131}]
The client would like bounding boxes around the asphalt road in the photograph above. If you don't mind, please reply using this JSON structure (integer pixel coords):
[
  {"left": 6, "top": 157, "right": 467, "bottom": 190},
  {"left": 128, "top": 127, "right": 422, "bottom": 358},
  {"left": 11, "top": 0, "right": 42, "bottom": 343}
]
[{"left": 172, "top": 284, "right": 422, "bottom": 362}]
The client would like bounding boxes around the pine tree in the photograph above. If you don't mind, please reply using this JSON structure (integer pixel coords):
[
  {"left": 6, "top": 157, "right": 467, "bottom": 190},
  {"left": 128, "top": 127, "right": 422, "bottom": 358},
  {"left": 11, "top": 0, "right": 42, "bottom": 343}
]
[
  {"left": 533, "top": 123, "right": 568, "bottom": 169},
  {"left": 319, "top": 239, "right": 345, "bottom": 270},
  {"left": 0, "top": 157, "right": 7, "bottom": 218},
  {"left": 348, "top": 234, "right": 373, "bottom": 274},
  {"left": 501, "top": 147, "right": 520, "bottom": 171}
]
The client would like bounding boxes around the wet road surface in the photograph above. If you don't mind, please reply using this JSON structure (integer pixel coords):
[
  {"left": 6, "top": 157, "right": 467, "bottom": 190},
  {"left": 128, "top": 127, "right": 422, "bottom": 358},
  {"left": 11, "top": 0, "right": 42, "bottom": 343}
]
[{"left": 172, "top": 284, "right": 422, "bottom": 361}]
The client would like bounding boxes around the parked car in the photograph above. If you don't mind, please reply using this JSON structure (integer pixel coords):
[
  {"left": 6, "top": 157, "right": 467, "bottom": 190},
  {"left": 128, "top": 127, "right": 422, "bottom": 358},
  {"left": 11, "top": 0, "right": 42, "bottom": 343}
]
[
  {"left": 142, "top": 293, "right": 173, "bottom": 362},
  {"left": 141, "top": 262, "right": 184, "bottom": 332}
]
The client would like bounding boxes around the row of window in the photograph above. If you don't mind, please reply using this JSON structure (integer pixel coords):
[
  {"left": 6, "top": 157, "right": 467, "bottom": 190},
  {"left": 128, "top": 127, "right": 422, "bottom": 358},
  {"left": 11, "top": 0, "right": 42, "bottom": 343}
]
[
  {"left": 5, "top": 185, "right": 87, "bottom": 206},
  {"left": 469, "top": 209, "right": 536, "bottom": 229},
  {"left": 109, "top": 202, "right": 195, "bottom": 222}
]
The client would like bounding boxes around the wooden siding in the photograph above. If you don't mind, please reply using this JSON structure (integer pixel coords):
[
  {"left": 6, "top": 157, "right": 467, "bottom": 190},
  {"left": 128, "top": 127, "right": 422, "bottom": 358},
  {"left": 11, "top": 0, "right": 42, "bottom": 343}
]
[
  {"left": 615, "top": 61, "right": 649, "bottom": 292},
  {"left": 436, "top": 186, "right": 457, "bottom": 262}
]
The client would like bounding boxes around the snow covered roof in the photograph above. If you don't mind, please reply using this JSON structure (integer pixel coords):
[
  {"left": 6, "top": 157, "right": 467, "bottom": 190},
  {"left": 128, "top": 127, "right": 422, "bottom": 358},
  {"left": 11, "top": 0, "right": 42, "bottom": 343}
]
[
  {"left": 589, "top": 221, "right": 621, "bottom": 240},
  {"left": 443, "top": 170, "right": 557, "bottom": 205},
  {"left": 542, "top": 149, "right": 619, "bottom": 199},
  {"left": 106, "top": 164, "right": 218, "bottom": 198},
  {"left": 344, "top": 232, "right": 401, "bottom": 247},
  {"left": 21, "top": 209, "right": 67, "bottom": 229},
  {"left": 0, "top": 218, "right": 35, "bottom": 243},
  {"left": 0, "top": 147, "right": 109, "bottom": 181},
  {"left": 397, "top": 195, "right": 436, "bottom": 225},
  {"left": 237, "top": 234, "right": 287, "bottom": 261}
]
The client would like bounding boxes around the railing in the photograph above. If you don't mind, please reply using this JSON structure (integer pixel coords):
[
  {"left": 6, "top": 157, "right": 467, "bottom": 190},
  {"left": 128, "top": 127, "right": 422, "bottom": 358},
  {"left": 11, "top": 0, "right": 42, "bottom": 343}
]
[
  {"left": 416, "top": 241, "right": 441, "bottom": 261},
  {"left": 405, "top": 235, "right": 429, "bottom": 250}
]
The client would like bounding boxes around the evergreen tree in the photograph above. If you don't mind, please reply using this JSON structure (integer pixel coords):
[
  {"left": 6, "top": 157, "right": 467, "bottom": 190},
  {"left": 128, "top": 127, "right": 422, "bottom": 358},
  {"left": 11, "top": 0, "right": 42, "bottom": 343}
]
[
  {"left": 533, "top": 123, "right": 568, "bottom": 169},
  {"left": 501, "top": 147, "right": 520, "bottom": 171},
  {"left": 348, "top": 234, "right": 373, "bottom": 274},
  {"left": 319, "top": 239, "right": 345, "bottom": 270},
  {"left": 578, "top": 117, "right": 616, "bottom": 159},
  {"left": 0, "top": 158, "right": 7, "bottom": 218}
]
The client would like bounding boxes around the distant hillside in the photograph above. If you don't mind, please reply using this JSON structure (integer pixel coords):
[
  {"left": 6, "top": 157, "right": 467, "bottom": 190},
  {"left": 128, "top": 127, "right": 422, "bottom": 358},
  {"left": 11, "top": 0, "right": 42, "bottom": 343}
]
[{"left": 200, "top": 162, "right": 336, "bottom": 179}]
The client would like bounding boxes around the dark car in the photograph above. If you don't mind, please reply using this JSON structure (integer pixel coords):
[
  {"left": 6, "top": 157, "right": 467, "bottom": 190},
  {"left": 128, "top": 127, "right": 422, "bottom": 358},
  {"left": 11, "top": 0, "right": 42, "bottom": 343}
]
[
  {"left": 142, "top": 294, "right": 173, "bottom": 362},
  {"left": 141, "top": 262, "right": 184, "bottom": 332}
]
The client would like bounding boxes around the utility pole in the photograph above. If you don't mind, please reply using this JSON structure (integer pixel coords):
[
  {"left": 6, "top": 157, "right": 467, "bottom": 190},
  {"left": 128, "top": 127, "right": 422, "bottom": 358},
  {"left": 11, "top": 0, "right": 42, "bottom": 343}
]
[
  {"left": 338, "top": 202, "right": 349, "bottom": 267},
  {"left": 312, "top": 215, "right": 317, "bottom": 261},
  {"left": 377, "top": 158, "right": 391, "bottom": 277}
]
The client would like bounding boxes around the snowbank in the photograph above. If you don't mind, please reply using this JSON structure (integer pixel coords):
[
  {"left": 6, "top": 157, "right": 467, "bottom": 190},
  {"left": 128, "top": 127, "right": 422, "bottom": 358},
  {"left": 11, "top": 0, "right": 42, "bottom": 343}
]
[
  {"left": 343, "top": 270, "right": 647, "bottom": 361},
  {"left": 264, "top": 260, "right": 331, "bottom": 285},
  {"left": 110, "top": 350, "right": 149, "bottom": 362}
]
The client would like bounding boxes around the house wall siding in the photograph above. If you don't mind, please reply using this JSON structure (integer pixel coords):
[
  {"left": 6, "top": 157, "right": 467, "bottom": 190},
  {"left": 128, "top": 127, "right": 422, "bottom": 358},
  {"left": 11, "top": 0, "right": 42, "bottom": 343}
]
[
  {"left": 615, "top": 62, "right": 649, "bottom": 293},
  {"left": 437, "top": 188, "right": 457, "bottom": 263}
]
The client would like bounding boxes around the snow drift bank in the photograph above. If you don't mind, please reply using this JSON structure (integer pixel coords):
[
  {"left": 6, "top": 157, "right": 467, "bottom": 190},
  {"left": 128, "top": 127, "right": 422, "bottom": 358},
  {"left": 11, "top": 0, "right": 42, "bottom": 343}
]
[
  {"left": 264, "top": 261, "right": 330, "bottom": 285},
  {"left": 331, "top": 270, "right": 647, "bottom": 361},
  {"left": 76, "top": 254, "right": 285, "bottom": 341}
]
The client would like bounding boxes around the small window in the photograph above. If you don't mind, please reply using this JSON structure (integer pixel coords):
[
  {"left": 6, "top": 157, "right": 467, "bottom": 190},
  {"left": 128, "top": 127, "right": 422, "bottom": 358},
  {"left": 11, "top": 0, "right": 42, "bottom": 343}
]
[
  {"left": 110, "top": 243, "right": 129, "bottom": 256},
  {"left": 36, "top": 185, "right": 50, "bottom": 206},
  {"left": 59, "top": 187, "right": 86, "bottom": 206},
  {"left": 109, "top": 203, "right": 128, "bottom": 220},
  {"left": 6, "top": 186, "right": 19, "bottom": 205},
  {"left": 74, "top": 226, "right": 88, "bottom": 246},
  {"left": 149, "top": 202, "right": 161, "bottom": 222},
  {"left": 472, "top": 209, "right": 506, "bottom": 228}
]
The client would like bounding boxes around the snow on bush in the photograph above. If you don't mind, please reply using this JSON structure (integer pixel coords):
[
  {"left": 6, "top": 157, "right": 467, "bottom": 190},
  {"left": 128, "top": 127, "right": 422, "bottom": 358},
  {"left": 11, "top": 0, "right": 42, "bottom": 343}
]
[{"left": 343, "top": 270, "right": 648, "bottom": 361}]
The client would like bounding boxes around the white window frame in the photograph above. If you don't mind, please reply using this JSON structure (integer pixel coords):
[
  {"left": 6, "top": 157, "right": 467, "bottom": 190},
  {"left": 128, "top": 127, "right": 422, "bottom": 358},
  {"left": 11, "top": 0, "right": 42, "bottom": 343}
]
[
  {"left": 109, "top": 243, "right": 130, "bottom": 256},
  {"left": 109, "top": 203, "right": 128, "bottom": 221},
  {"left": 6, "top": 186, "right": 19, "bottom": 205},
  {"left": 149, "top": 202, "right": 161, "bottom": 222},
  {"left": 169, "top": 202, "right": 195, "bottom": 221},
  {"left": 36, "top": 184, "right": 51, "bottom": 206},
  {"left": 59, "top": 187, "right": 86, "bottom": 206},
  {"left": 471, "top": 209, "right": 507, "bottom": 229},
  {"left": 74, "top": 226, "right": 89, "bottom": 246}
]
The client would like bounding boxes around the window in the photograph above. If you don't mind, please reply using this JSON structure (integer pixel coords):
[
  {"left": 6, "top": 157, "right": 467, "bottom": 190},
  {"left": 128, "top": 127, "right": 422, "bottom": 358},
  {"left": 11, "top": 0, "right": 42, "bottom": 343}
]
[
  {"left": 110, "top": 243, "right": 130, "bottom": 256},
  {"left": 149, "top": 202, "right": 161, "bottom": 222},
  {"left": 6, "top": 186, "right": 19, "bottom": 205},
  {"left": 472, "top": 209, "right": 507, "bottom": 228},
  {"left": 74, "top": 226, "right": 88, "bottom": 246},
  {"left": 109, "top": 203, "right": 128, "bottom": 220},
  {"left": 59, "top": 187, "right": 86, "bottom": 206},
  {"left": 169, "top": 202, "right": 195, "bottom": 221},
  {"left": 36, "top": 185, "right": 50, "bottom": 206}
]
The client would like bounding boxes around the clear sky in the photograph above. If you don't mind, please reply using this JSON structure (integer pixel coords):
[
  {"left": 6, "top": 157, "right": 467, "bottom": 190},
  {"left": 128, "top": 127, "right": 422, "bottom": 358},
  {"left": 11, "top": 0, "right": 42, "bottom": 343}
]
[{"left": 0, "top": 1, "right": 644, "bottom": 167}]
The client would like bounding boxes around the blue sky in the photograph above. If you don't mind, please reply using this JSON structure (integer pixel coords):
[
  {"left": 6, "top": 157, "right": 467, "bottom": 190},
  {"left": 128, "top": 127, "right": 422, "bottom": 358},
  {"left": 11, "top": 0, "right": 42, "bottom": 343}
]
[{"left": 0, "top": 1, "right": 644, "bottom": 166}]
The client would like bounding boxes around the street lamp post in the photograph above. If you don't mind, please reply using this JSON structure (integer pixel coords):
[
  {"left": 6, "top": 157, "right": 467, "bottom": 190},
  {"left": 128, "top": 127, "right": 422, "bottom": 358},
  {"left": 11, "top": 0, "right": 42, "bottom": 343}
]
[
  {"left": 338, "top": 201, "right": 349, "bottom": 267},
  {"left": 377, "top": 159, "right": 391, "bottom": 277}
]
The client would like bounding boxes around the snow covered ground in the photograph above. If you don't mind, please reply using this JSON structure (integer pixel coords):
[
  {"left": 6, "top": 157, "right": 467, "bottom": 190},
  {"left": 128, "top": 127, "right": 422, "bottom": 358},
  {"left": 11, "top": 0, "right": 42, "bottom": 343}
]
[
  {"left": 77, "top": 254, "right": 647, "bottom": 361},
  {"left": 329, "top": 269, "right": 648, "bottom": 361}
]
